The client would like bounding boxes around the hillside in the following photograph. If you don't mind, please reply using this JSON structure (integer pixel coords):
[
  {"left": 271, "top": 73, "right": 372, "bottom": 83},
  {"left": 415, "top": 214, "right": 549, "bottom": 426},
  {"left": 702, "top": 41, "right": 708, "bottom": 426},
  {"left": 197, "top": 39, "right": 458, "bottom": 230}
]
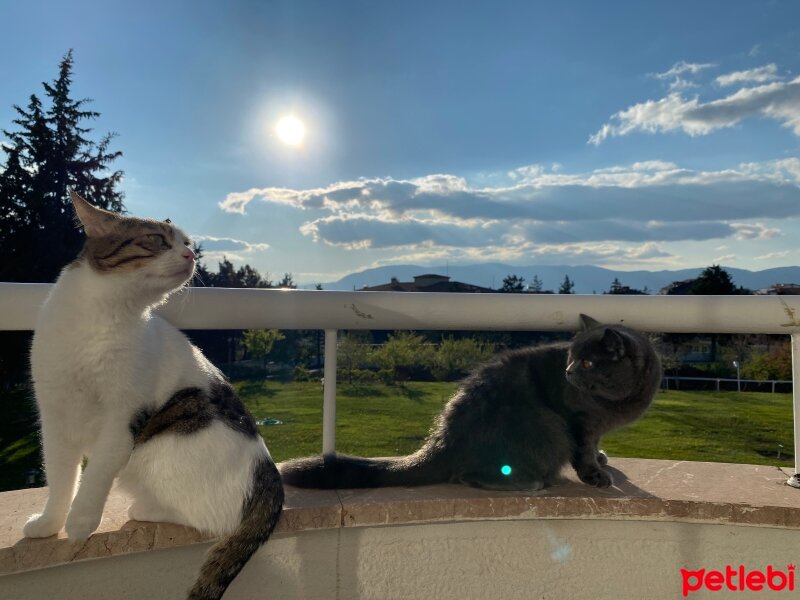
[{"left": 317, "top": 264, "right": 800, "bottom": 294}]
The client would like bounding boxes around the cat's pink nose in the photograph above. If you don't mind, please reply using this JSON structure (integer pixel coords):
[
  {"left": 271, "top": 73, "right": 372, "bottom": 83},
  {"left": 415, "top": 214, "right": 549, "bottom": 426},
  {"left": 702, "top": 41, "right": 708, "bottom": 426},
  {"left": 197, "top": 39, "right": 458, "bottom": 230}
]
[{"left": 182, "top": 248, "right": 196, "bottom": 262}]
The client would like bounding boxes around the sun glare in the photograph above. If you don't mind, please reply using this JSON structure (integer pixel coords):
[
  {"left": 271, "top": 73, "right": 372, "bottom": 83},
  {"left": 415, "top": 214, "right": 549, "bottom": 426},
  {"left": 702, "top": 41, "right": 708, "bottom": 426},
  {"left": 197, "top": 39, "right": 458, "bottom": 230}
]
[{"left": 275, "top": 115, "right": 306, "bottom": 147}]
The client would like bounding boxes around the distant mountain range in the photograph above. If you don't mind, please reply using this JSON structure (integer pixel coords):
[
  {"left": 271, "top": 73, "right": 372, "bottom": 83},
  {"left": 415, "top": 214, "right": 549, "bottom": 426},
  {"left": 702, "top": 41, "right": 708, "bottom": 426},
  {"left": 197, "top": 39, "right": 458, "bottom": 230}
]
[{"left": 315, "top": 263, "right": 800, "bottom": 294}]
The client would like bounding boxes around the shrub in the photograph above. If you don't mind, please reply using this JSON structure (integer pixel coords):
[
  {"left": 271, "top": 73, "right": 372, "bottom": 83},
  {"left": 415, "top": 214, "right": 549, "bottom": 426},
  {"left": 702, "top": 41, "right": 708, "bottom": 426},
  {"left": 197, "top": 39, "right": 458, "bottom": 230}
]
[
  {"left": 432, "top": 337, "right": 495, "bottom": 381},
  {"left": 742, "top": 342, "right": 792, "bottom": 381},
  {"left": 370, "top": 332, "right": 434, "bottom": 384}
]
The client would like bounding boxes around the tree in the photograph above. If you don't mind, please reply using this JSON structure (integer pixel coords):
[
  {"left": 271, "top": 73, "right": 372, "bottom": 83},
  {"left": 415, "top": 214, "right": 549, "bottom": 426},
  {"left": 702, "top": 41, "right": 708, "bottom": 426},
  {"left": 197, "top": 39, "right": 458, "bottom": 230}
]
[
  {"left": 558, "top": 275, "right": 575, "bottom": 294},
  {"left": 432, "top": 337, "right": 494, "bottom": 381},
  {"left": 742, "top": 342, "right": 792, "bottom": 381},
  {"left": 500, "top": 274, "right": 525, "bottom": 293},
  {"left": 528, "top": 275, "right": 544, "bottom": 293},
  {"left": 689, "top": 265, "right": 749, "bottom": 362},
  {"left": 242, "top": 329, "right": 286, "bottom": 370},
  {"left": 338, "top": 332, "right": 372, "bottom": 384},
  {"left": 0, "top": 50, "right": 124, "bottom": 283},
  {"left": 371, "top": 332, "right": 434, "bottom": 383},
  {"left": 690, "top": 265, "right": 745, "bottom": 295},
  {"left": 186, "top": 255, "right": 274, "bottom": 368},
  {"left": 200, "top": 257, "right": 272, "bottom": 288},
  {"left": 277, "top": 273, "right": 297, "bottom": 289},
  {"left": 0, "top": 51, "right": 124, "bottom": 384},
  {"left": 606, "top": 278, "right": 647, "bottom": 295}
]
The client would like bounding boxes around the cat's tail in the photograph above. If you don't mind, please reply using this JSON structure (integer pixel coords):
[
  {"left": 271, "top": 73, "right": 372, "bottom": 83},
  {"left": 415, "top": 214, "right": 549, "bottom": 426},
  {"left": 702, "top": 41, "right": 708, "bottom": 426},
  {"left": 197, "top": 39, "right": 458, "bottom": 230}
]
[
  {"left": 279, "top": 448, "right": 450, "bottom": 489},
  {"left": 187, "top": 455, "right": 284, "bottom": 600}
]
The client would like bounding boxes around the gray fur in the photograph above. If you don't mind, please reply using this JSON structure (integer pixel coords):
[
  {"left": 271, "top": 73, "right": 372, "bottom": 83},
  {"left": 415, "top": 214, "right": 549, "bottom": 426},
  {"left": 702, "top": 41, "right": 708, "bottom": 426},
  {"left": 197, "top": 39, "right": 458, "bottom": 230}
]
[{"left": 281, "top": 317, "right": 661, "bottom": 491}]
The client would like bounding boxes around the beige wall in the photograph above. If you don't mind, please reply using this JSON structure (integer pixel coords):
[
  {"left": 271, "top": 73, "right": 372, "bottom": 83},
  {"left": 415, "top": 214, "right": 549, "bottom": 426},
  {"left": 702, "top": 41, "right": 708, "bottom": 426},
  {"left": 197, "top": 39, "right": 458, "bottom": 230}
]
[{"left": 2, "top": 519, "right": 797, "bottom": 600}]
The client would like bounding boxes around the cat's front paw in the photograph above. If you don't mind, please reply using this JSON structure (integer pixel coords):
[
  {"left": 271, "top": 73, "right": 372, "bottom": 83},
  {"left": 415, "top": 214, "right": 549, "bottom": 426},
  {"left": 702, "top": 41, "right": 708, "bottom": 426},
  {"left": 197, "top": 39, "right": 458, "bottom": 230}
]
[
  {"left": 23, "top": 513, "right": 63, "bottom": 538},
  {"left": 65, "top": 511, "right": 102, "bottom": 542},
  {"left": 579, "top": 467, "right": 614, "bottom": 488}
]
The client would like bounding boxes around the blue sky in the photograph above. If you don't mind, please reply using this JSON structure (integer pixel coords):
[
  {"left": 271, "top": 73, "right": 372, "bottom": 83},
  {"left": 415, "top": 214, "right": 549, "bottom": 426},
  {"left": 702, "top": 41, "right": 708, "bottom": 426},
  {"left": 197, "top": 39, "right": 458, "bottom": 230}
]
[{"left": 2, "top": 0, "right": 799, "bottom": 284}]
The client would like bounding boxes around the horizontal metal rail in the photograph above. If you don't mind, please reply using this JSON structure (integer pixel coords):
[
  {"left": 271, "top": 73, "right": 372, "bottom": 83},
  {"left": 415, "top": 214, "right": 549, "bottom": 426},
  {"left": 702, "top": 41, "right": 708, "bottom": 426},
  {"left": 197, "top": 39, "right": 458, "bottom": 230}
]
[
  {"left": 2, "top": 282, "right": 800, "bottom": 333},
  {"left": 1, "top": 282, "right": 798, "bottom": 487}
]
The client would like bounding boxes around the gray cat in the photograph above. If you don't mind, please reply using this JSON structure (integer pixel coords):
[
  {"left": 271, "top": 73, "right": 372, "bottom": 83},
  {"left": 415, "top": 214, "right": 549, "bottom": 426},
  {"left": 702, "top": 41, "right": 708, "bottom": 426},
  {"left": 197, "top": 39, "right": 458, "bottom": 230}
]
[{"left": 280, "top": 315, "right": 661, "bottom": 491}]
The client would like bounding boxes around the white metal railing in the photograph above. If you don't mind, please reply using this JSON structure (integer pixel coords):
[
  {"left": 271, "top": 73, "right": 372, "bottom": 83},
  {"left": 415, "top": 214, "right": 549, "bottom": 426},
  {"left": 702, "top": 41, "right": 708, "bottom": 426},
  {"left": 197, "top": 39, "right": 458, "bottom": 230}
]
[{"left": 2, "top": 282, "right": 799, "bottom": 487}]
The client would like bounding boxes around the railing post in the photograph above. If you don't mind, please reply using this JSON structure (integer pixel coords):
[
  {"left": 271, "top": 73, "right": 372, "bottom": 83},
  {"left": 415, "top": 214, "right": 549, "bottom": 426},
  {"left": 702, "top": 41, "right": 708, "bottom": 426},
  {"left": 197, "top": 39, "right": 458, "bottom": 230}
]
[
  {"left": 322, "top": 329, "right": 338, "bottom": 457},
  {"left": 788, "top": 334, "right": 800, "bottom": 489}
]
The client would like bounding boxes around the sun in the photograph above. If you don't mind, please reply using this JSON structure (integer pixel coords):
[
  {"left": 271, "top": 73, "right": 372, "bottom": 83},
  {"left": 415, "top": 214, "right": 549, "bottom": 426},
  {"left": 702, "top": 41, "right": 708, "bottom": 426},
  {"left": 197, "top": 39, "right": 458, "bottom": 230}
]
[{"left": 275, "top": 115, "right": 306, "bottom": 147}]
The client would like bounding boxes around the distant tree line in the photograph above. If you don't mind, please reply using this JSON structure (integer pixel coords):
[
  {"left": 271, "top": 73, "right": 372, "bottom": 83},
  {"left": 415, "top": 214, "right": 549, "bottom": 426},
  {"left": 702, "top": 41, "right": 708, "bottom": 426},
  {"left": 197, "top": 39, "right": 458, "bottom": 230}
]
[
  {"left": 499, "top": 265, "right": 750, "bottom": 296},
  {"left": 499, "top": 273, "right": 574, "bottom": 294}
]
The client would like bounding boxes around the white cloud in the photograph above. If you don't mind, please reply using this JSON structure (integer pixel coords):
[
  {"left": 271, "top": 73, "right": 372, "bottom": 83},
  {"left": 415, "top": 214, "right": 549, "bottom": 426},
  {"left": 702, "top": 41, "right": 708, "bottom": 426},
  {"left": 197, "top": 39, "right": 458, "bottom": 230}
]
[
  {"left": 589, "top": 75, "right": 800, "bottom": 144},
  {"left": 715, "top": 64, "right": 779, "bottom": 87},
  {"left": 361, "top": 240, "right": 678, "bottom": 271},
  {"left": 754, "top": 250, "right": 791, "bottom": 260},
  {"left": 666, "top": 78, "right": 699, "bottom": 92},
  {"left": 729, "top": 222, "right": 782, "bottom": 240},
  {"left": 650, "top": 61, "right": 715, "bottom": 94},
  {"left": 653, "top": 61, "right": 716, "bottom": 80},
  {"left": 220, "top": 159, "right": 800, "bottom": 266},
  {"left": 192, "top": 235, "right": 270, "bottom": 262}
]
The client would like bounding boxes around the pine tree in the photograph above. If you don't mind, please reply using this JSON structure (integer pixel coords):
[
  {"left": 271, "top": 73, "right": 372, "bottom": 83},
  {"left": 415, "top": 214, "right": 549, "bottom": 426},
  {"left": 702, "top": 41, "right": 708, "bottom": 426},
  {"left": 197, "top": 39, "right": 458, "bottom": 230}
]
[
  {"left": 277, "top": 273, "right": 297, "bottom": 289},
  {"left": 0, "top": 51, "right": 125, "bottom": 384},
  {"left": 500, "top": 274, "right": 525, "bottom": 293},
  {"left": 558, "top": 275, "right": 575, "bottom": 294},
  {"left": 0, "top": 50, "right": 124, "bottom": 282},
  {"left": 690, "top": 265, "right": 743, "bottom": 295}
]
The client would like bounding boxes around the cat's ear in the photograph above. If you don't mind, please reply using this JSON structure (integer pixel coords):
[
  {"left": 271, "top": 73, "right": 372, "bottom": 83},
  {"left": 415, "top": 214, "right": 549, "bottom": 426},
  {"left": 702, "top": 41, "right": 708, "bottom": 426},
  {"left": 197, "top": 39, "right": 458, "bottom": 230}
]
[
  {"left": 601, "top": 327, "right": 626, "bottom": 357},
  {"left": 579, "top": 314, "right": 601, "bottom": 331},
  {"left": 70, "top": 191, "right": 120, "bottom": 238}
]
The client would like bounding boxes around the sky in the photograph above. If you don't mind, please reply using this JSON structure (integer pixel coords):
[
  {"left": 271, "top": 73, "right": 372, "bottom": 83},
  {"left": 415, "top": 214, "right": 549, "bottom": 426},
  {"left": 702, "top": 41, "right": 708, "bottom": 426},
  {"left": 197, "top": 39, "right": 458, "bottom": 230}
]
[{"left": 1, "top": 0, "right": 799, "bottom": 285}]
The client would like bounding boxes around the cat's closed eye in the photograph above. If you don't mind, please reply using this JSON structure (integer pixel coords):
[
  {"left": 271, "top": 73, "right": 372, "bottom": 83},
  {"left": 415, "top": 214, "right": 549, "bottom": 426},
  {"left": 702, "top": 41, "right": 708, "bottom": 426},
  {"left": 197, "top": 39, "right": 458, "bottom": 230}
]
[{"left": 143, "top": 233, "right": 168, "bottom": 247}]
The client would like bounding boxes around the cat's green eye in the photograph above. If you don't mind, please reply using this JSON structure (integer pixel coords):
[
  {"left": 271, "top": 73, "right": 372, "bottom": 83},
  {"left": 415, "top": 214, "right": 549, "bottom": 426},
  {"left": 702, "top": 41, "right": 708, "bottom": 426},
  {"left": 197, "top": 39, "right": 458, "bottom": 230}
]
[{"left": 581, "top": 359, "right": 593, "bottom": 369}]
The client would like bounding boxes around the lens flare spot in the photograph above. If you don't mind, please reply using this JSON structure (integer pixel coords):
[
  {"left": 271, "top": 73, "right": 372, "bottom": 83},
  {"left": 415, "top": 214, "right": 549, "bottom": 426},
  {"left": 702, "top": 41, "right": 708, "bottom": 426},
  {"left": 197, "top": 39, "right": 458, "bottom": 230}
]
[{"left": 500, "top": 465, "right": 512, "bottom": 476}]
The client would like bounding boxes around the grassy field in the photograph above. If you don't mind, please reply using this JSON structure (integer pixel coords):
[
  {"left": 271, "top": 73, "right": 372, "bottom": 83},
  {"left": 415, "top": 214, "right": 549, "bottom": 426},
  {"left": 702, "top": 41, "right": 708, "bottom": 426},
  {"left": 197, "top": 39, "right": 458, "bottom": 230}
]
[
  {"left": 0, "top": 380, "right": 794, "bottom": 491},
  {"left": 240, "top": 380, "right": 795, "bottom": 468},
  {"left": 0, "top": 385, "right": 41, "bottom": 491}
]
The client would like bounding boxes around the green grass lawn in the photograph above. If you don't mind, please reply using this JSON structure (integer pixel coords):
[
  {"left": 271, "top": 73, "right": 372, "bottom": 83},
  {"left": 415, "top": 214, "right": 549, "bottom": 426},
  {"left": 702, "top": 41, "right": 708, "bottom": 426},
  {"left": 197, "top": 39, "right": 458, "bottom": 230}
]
[
  {"left": 241, "top": 380, "right": 795, "bottom": 468},
  {"left": 237, "top": 379, "right": 458, "bottom": 463},
  {"left": 0, "top": 380, "right": 794, "bottom": 492},
  {"left": 0, "top": 385, "right": 41, "bottom": 491}
]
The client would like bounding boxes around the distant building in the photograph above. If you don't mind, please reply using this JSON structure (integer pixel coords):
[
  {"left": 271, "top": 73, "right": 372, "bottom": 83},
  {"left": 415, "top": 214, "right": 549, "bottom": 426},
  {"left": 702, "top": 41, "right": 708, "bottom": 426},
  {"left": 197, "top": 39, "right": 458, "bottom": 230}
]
[
  {"left": 755, "top": 283, "right": 800, "bottom": 296},
  {"left": 360, "top": 273, "right": 494, "bottom": 293}
]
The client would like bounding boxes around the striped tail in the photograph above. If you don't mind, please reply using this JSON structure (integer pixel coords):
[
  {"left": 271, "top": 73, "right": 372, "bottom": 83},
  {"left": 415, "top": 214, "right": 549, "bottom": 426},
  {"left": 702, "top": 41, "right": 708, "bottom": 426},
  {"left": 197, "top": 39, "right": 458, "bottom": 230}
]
[
  {"left": 187, "top": 456, "right": 284, "bottom": 600},
  {"left": 279, "top": 449, "right": 451, "bottom": 489}
]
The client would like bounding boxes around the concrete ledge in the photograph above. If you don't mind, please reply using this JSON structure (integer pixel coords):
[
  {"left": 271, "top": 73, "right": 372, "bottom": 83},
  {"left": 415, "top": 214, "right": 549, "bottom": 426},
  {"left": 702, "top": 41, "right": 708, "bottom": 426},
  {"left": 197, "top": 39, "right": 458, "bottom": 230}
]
[{"left": 1, "top": 458, "right": 798, "bottom": 576}]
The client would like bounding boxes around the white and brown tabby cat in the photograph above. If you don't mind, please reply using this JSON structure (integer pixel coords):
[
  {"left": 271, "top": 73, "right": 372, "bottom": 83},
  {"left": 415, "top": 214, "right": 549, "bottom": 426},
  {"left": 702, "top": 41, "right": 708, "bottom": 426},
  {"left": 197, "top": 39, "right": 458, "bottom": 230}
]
[{"left": 24, "top": 191, "right": 283, "bottom": 600}]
